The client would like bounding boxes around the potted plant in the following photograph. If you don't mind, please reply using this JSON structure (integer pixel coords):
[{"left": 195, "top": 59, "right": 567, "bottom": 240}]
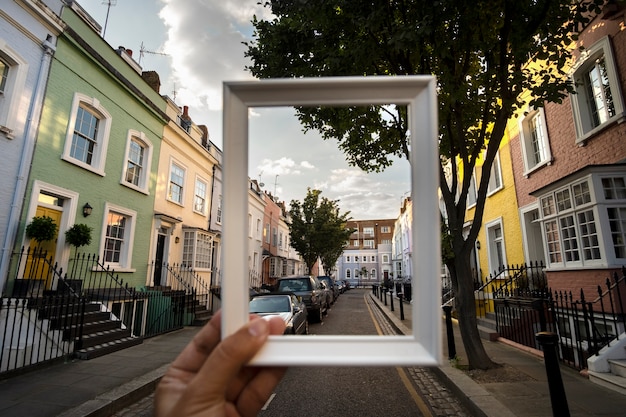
[
  {"left": 25, "top": 216, "right": 58, "bottom": 244},
  {"left": 65, "top": 223, "right": 93, "bottom": 258}
]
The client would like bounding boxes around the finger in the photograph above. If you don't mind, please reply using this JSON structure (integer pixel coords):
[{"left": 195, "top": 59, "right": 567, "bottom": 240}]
[
  {"left": 168, "top": 310, "right": 223, "bottom": 373},
  {"left": 234, "top": 366, "right": 288, "bottom": 417}
]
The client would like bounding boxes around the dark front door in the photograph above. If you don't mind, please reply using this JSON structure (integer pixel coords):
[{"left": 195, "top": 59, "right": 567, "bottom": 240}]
[{"left": 153, "top": 233, "right": 166, "bottom": 286}]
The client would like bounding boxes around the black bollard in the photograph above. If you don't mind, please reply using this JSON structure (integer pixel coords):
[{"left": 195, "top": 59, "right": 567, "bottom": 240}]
[
  {"left": 398, "top": 292, "right": 405, "bottom": 320},
  {"left": 383, "top": 288, "right": 388, "bottom": 306},
  {"left": 442, "top": 305, "right": 456, "bottom": 360},
  {"left": 390, "top": 289, "right": 394, "bottom": 311},
  {"left": 536, "top": 332, "right": 570, "bottom": 417}
]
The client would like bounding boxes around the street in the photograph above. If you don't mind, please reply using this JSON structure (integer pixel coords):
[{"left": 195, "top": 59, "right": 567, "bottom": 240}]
[
  {"left": 258, "top": 289, "right": 425, "bottom": 416},
  {"left": 113, "top": 289, "right": 470, "bottom": 417}
]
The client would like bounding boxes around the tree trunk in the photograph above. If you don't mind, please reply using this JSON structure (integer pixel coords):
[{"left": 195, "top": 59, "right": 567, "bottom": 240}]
[{"left": 450, "top": 249, "right": 499, "bottom": 370}]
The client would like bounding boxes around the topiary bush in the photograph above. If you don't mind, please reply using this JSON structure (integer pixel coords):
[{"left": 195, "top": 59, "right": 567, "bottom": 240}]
[{"left": 25, "top": 216, "right": 57, "bottom": 243}]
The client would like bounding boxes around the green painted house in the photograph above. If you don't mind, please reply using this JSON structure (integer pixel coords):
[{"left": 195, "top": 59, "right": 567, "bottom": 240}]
[{"left": 10, "top": 2, "right": 168, "bottom": 296}]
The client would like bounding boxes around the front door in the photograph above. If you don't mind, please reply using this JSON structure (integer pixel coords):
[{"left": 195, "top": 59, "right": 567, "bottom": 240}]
[
  {"left": 153, "top": 232, "right": 166, "bottom": 286},
  {"left": 25, "top": 206, "right": 62, "bottom": 288}
]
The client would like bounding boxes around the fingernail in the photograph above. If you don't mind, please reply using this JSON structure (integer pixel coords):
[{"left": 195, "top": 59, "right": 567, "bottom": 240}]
[{"left": 248, "top": 318, "right": 269, "bottom": 337}]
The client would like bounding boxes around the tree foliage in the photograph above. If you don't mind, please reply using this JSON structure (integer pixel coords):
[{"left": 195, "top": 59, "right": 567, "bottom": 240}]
[
  {"left": 246, "top": 0, "right": 600, "bottom": 369},
  {"left": 288, "top": 188, "right": 353, "bottom": 273}
]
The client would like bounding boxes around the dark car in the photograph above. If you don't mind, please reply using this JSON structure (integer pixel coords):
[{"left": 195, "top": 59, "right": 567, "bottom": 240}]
[
  {"left": 249, "top": 293, "right": 309, "bottom": 335},
  {"left": 317, "top": 276, "right": 339, "bottom": 303},
  {"left": 275, "top": 276, "right": 327, "bottom": 323}
]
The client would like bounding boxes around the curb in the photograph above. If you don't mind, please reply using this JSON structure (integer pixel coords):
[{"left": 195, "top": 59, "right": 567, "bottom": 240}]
[
  {"left": 57, "top": 363, "right": 168, "bottom": 417},
  {"left": 369, "top": 293, "right": 516, "bottom": 417}
]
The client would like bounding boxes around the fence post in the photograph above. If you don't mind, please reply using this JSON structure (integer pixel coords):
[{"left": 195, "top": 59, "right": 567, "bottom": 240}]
[
  {"left": 390, "top": 289, "right": 394, "bottom": 311},
  {"left": 536, "top": 331, "right": 570, "bottom": 417},
  {"left": 399, "top": 293, "right": 405, "bottom": 320},
  {"left": 443, "top": 305, "right": 456, "bottom": 360}
]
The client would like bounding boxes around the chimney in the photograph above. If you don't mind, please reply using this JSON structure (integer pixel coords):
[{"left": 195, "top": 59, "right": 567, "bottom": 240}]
[
  {"left": 141, "top": 71, "right": 161, "bottom": 94},
  {"left": 182, "top": 105, "right": 190, "bottom": 119}
]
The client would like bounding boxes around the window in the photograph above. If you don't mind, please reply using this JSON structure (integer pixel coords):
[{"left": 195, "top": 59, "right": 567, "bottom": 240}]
[
  {"left": 346, "top": 269, "right": 351, "bottom": 279},
  {"left": 279, "top": 231, "right": 283, "bottom": 248},
  {"left": 519, "top": 107, "right": 551, "bottom": 174},
  {"left": 216, "top": 195, "right": 223, "bottom": 224},
  {"left": 101, "top": 204, "right": 136, "bottom": 270},
  {"left": 538, "top": 174, "right": 618, "bottom": 268},
  {"left": 270, "top": 258, "right": 278, "bottom": 276},
  {"left": 467, "top": 171, "right": 477, "bottom": 207},
  {"left": 487, "top": 152, "right": 503, "bottom": 195},
  {"left": 371, "top": 256, "right": 376, "bottom": 262},
  {"left": 382, "top": 255, "right": 389, "bottom": 263},
  {"left": 183, "top": 230, "right": 212, "bottom": 269},
  {"left": 256, "top": 219, "right": 262, "bottom": 240},
  {"left": 363, "top": 227, "right": 374, "bottom": 235},
  {"left": 346, "top": 255, "right": 351, "bottom": 262},
  {"left": 352, "top": 240, "right": 359, "bottom": 246},
  {"left": 371, "top": 269, "right": 376, "bottom": 279},
  {"left": 381, "top": 239, "right": 391, "bottom": 244},
  {"left": 265, "top": 223, "right": 270, "bottom": 243},
  {"left": 570, "top": 37, "right": 625, "bottom": 143},
  {"left": 0, "top": 46, "right": 28, "bottom": 138},
  {"left": 272, "top": 227, "right": 277, "bottom": 247},
  {"left": 194, "top": 177, "right": 208, "bottom": 214},
  {"left": 486, "top": 220, "right": 506, "bottom": 272},
  {"left": 364, "top": 239, "right": 374, "bottom": 248},
  {"left": 62, "top": 93, "right": 112, "bottom": 175},
  {"left": 248, "top": 214, "right": 253, "bottom": 237},
  {"left": 168, "top": 161, "right": 185, "bottom": 205},
  {"left": 121, "top": 131, "right": 152, "bottom": 193},
  {"left": 381, "top": 226, "right": 391, "bottom": 233}
]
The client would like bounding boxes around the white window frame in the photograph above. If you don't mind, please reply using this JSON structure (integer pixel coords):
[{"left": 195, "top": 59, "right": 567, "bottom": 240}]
[
  {"left": 0, "top": 41, "right": 28, "bottom": 139},
  {"left": 256, "top": 219, "right": 262, "bottom": 240},
  {"left": 519, "top": 106, "right": 552, "bottom": 175},
  {"left": 216, "top": 195, "right": 223, "bottom": 224},
  {"left": 487, "top": 152, "right": 503, "bottom": 196},
  {"left": 485, "top": 218, "right": 507, "bottom": 273},
  {"left": 570, "top": 36, "right": 625, "bottom": 144},
  {"left": 99, "top": 203, "right": 136, "bottom": 271},
  {"left": 167, "top": 159, "right": 186, "bottom": 206},
  {"left": 120, "top": 130, "right": 152, "bottom": 194},
  {"left": 62, "top": 93, "right": 112, "bottom": 176},
  {"left": 382, "top": 254, "right": 389, "bottom": 263},
  {"left": 363, "top": 239, "right": 374, "bottom": 248},
  {"left": 194, "top": 175, "right": 209, "bottom": 215},
  {"left": 466, "top": 170, "right": 477, "bottom": 208},
  {"left": 381, "top": 226, "right": 391, "bottom": 233},
  {"left": 182, "top": 229, "right": 212, "bottom": 270}
]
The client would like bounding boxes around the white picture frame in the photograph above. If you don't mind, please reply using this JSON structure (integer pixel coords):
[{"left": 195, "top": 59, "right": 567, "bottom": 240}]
[{"left": 222, "top": 76, "right": 440, "bottom": 366}]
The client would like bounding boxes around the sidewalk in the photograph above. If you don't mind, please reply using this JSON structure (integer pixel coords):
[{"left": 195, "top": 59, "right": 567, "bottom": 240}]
[
  {"left": 370, "top": 290, "right": 626, "bottom": 417},
  {"left": 0, "top": 327, "right": 199, "bottom": 417}
]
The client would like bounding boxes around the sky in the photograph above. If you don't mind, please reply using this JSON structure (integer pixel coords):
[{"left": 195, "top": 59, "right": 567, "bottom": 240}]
[{"left": 80, "top": 0, "right": 411, "bottom": 220}]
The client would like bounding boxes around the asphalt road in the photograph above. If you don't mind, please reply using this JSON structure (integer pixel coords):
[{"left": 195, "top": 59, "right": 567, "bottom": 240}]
[{"left": 258, "top": 289, "right": 425, "bottom": 417}]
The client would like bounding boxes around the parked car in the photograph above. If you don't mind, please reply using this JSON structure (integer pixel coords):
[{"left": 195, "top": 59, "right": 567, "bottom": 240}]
[
  {"left": 335, "top": 279, "right": 346, "bottom": 293},
  {"left": 275, "top": 276, "right": 327, "bottom": 323},
  {"left": 249, "top": 293, "right": 309, "bottom": 335},
  {"left": 318, "top": 276, "right": 339, "bottom": 303}
]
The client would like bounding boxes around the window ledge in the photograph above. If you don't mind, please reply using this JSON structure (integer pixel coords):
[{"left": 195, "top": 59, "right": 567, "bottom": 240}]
[
  {"left": 576, "top": 112, "right": 626, "bottom": 146},
  {"left": 0, "top": 125, "right": 14, "bottom": 139}
]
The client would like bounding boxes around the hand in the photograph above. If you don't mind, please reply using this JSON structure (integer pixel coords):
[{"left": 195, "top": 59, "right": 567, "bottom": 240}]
[{"left": 155, "top": 311, "right": 287, "bottom": 417}]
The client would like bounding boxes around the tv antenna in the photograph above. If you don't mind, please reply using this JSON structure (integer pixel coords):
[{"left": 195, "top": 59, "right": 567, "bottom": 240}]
[
  {"left": 139, "top": 41, "right": 169, "bottom": 65},
  {"left": 258, "top": 171, "right": 265, "bottom": 187},
  {"left": 102, "top": 0, "right": 117, "bottom": 38}
]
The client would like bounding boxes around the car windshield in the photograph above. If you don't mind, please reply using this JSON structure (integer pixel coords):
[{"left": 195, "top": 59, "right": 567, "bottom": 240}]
[
  {"left": 277, "top": 279, "right": 310, "bottom": 292},
  {"left": 249, "top": 296, "right": 290, "bottom": 313}
]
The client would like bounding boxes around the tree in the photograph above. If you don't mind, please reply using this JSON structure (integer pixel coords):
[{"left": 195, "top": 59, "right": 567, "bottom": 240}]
[
  {"left": 288, "top": 188, "right": 353, "bottom": 273},
  {"left": 246, "top": 0, "right": 598, "bottom": 369},
  {"left": 65, "top": 223, "right": 93, "bottom": 258},
  {"left": 25, "top": 216, "right": 57, "bottom": 244}
]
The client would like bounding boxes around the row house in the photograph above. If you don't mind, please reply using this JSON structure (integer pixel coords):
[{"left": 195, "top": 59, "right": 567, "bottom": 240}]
[
  {"left": 509, "top": 8, "right": 626, "bottom": 294},
  {"left": 261, "top": 192, "right": 303, "bottom": 287},
  {"left": 8, "top": 3, "right": 169, "bottom": 296},
  {"left": 392, "top": 197, "right": 413, "bottom": 283},
  {"left": 336, "top": 219, "right": 394, "bottom": 286},
  {"left": 0, "top": 0, "right": 64, "bottom": 290}
]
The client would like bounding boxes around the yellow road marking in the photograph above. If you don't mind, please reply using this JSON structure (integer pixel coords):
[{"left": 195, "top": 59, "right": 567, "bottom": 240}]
[{"left": 364, "top": 293, "right": 433, "bottom": 417}]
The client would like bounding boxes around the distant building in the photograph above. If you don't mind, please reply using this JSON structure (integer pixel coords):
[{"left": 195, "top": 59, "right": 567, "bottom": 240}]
[{"left": 336, "top": 219, "right": 395, "bottom": 286}]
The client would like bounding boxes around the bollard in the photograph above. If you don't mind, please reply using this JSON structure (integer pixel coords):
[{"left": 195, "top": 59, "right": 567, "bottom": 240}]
[
  {"left": 398, "top": 292, "right": 405, "bottom": 320},
  {"left": 442, "top": 305, "right": 456, "bottom": 360},
  {"left": 383, "top": 288, "right": 388, "bottom": 306},
  {"left": 536, "top": 332, "right": 570, "bottom": 417},
  {"left": 390, "top": 289, "right": 394, "bottom": 311}
]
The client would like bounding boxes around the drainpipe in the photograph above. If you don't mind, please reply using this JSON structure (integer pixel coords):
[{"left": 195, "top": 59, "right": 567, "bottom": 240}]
[{"left": 0, "top": 35, "right": 56, "bottom": 294}]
